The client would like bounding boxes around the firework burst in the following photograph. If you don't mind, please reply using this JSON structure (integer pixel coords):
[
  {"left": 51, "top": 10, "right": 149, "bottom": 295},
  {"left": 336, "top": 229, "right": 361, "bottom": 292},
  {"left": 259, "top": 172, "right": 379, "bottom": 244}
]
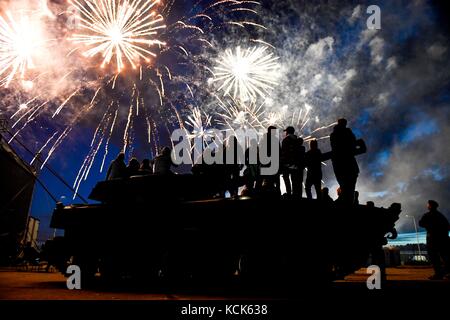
[
  {"left": 213, "top": 45, "right": 280, "bottom": 102},
  {"left": 69, "top": 0, "right": 167, "bottom": 73},
  {"left": 0, "top": 11, "right": 43, "bottom": 87},
  {"left": 263, "top": 103, "right": 335, "bottom": 142},
  {"left": 217, "top": 96, "right": 266, "bottom": 132},
  {"left": 186, "top": 107, "right": 213, "bottom": 140}
]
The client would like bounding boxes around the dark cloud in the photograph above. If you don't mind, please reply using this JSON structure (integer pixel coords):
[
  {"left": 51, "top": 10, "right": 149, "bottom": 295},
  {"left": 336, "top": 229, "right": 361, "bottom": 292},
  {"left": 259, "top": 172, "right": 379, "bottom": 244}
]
[{"left": 258, "top": 0, "right": 450, "bottom": 230}]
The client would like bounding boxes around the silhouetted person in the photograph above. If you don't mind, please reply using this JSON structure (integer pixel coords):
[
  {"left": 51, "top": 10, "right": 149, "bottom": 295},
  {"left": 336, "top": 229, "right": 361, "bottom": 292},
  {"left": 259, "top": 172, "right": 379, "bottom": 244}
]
[
  {"left": 353, "top": 191, "right": 360, "bottom": 205},
  {"left": 419, "top": 200, "right": 450, "bottom": 280},
  {"left": 281, "top": 126, "right": 304, "bottom": 197},
  {"left": 244, "top": 139, "right": 261, "bottom": 193},
  {"left": 139, "top": 158, "right": 153, "bottom": 175},
  {"left": 127, "top": 157, "right": 140, "bottom": 177},
  {"left": 106, "top": 152, "right": 126, "bottom": 180},
  {"left": 305, "top": 139, "right": 322, "bottom": 200},
  {"left": 224, "top": 136, "right": 243, "bottom": 197},
  {"left": 330, "top": 118, "right": 359, "bottom": 205},
  {"left": 154, "top": 147, "right": 176, "bottom": 175},
  {"left": 321, "top": 187, "right": 334, "bottom": 206},
  {"left": 366, "top": 201, "right": 375, "bottom": 208},
  {"left": 260, "top": 126, "right": 281, "bottom": 195},
  {"left": 335, "top": 187, "right": 344, "bottom": 205}
]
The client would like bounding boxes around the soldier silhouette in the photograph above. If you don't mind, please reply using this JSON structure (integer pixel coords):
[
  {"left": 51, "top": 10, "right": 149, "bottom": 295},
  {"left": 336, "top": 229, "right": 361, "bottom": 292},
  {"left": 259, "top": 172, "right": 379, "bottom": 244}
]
[
  {"left": 281, "top": 126, "right": 305, "bottom": 197},
  {"left": 224, "top": 135, "right": 243, "bottom": 197},
  {"left": 329, "top": 118, "right": 364, "bottom": 205},
  {"left": 244, "top": 139, "right": 261, "bottom": 193},
  {"left": 305, "top": 139, "right": 322, "bottom": 200},
  {"left": 419, "top": 200, "right": 450, "bottom": 280},
  {"left": 260, "top": 126, "right": 281, "bottom": 195}
]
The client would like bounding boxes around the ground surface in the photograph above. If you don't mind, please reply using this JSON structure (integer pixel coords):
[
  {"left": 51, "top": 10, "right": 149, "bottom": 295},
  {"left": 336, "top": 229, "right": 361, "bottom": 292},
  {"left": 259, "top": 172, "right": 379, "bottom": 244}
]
[{"left": 1, "top": 266, "right": 449, "bottom": 300}]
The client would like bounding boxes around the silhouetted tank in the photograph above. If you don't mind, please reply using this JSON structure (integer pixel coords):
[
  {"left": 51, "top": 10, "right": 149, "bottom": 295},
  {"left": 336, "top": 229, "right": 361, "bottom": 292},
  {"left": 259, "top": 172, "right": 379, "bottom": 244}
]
[{"left": 50, "top": 174, "right": 400, "bottom": 288}]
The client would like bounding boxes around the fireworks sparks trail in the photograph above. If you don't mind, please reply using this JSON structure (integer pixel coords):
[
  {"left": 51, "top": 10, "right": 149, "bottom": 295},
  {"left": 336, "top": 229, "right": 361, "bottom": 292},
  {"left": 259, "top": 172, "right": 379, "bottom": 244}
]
[
  {"left": 262, "top": 104, "right": 335, "bottom": 142},
  {"left": 100, "top": 108, "right": 119, "bottom": 172},
  {"left": 213, "top": 46, "right": 280, "bottom": 102},
  {"left": 73, "top": 103, "right": 117, "bottom": 198},
  {"left": 186, "top": 107, "right": 215, "bottom": 152},
  {"left": 123, "top": 99, "right": 134, "bottom": 153},
  {"left": 8, "top": 100, "right": 48, "bottom": 143},
  {"left": 52, "top": 89, "right": 80, "bottom": 118},
  {"left": 70, "top": 0, "right": 167, "bottom": 73},
  {"left": 146, "top": 115, "right": 152, "bottom": 143},
  {"left": 41, "top": 126, "right": 73, "bottom": 170},
  {"left": 30, "top": 131, "right": 59, "bottom": 165},
  {"left": 10, "top": 95, "right": 40, "bottom": 120}
]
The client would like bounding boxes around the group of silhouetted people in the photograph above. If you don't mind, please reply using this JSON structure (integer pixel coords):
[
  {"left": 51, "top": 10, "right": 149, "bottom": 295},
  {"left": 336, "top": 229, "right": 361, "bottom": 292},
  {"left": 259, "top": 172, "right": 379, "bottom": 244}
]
[
  {"left": 106, "top": 147, "right": 177, "bottom": 180},
  {"left": 242, "top": 119, "right": 365, "bottom": 205},
  {"left": 106, "top": 118, "right": 367, "bottom": 205}
]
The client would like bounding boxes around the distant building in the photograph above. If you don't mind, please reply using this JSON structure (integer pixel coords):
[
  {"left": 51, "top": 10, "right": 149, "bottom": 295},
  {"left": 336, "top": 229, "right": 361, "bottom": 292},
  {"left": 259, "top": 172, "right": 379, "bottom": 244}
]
[{"left": 24, "top": 216, "right": 40, "bottom": 247}]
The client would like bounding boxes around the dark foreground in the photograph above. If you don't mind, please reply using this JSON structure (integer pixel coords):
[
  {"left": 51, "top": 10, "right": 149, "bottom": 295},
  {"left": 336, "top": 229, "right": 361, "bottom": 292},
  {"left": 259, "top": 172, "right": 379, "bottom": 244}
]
[{"left": 1, "top": 266, "right": 449, "bottom": 300}]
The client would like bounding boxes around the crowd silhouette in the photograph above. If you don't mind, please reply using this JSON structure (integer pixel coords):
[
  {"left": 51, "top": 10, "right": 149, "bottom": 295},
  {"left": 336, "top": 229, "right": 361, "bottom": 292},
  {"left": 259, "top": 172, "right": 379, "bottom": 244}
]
[{"left": 105, "top": 118, "right": 368, "bottom": 206}]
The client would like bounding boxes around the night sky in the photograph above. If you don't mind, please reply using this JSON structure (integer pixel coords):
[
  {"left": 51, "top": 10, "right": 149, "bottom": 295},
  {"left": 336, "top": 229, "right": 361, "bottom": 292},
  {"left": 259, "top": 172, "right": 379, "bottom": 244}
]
[{"left": 2, "top": 0, "right": 450, "bottom": 241}]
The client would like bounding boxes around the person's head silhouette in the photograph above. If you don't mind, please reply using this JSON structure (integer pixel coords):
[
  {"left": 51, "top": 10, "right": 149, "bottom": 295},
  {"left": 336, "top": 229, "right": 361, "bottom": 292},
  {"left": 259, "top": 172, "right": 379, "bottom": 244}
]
[
  {"left": 310, "top": 139, "right": 318, "bottom": 150},
  {"left": 284, "top": 126, "right": 295, "bottom": 136},
  {"left": 161, "top": 146, "right": 171, "bottom": 156},
  {"left": 129, "top": 157, "right": 139, "bottom": 169},
  {"left": 141, "top": 159, "right": 151, "bottom": 170},
  {"left": 337, "top": 118, "right": 347, "bottom": 128},
  {"left": 427, "top": 200, "right": 439, "bottom": 211}
]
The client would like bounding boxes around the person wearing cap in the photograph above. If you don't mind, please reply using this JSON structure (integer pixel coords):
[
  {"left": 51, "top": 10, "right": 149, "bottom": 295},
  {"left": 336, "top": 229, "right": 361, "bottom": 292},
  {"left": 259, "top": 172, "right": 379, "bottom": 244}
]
[
  {"left": 280, "top": 126, "right": 305, "bottom": 197},
  {"left": 419, "top": 200, "right": 450, "bottom": 280}
]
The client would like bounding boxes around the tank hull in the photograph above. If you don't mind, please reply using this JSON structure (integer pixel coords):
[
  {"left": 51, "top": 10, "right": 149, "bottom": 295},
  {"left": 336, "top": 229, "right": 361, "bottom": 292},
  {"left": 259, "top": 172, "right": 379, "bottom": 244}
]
[{"left": 50, "top": 193, "right": 400, "bottom": 289}]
